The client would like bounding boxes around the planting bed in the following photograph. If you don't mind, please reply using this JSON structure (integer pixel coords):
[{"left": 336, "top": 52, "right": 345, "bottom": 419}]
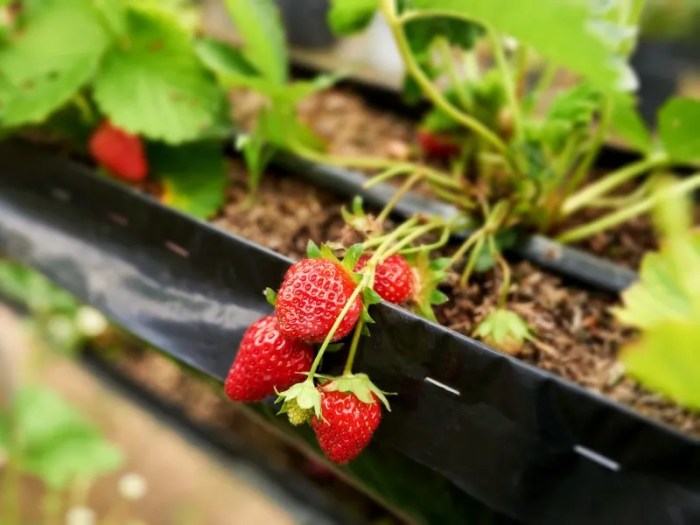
[
  {"left": 214, "top": 156, "right": 700, "bottom": 436},
  {"left": 2, "top": 139, "right": 699, "bottom": 524}
]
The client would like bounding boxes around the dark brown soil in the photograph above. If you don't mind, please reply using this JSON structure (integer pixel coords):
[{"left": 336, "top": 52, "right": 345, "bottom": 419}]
[{"left": 209, "top": 154, "right": 700, "bottom": 438}]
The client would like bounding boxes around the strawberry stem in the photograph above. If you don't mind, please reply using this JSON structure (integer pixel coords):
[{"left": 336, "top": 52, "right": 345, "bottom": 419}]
[
  {"left": 343, "top": 318, "right": 365, "bottom": 375},
  {"left": 306, "top": 271, "right": 373, "bottom": 381}
]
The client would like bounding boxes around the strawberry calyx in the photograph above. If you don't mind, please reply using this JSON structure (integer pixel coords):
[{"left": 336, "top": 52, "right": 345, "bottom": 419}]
[
  {"left": 276, "top": 379, "right": 323, "bottom": 418},
  {"left": 409, "top": 252, "right": 451, "bottom": 322},
  {"left": 319, "top": 373, "right": 392, "bottom": 412},
  {"left": 341, "top": 196, "right": 384, "bottom": 238}
]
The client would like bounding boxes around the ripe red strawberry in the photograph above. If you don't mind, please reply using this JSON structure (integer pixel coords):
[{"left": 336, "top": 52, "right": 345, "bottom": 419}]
[
  {"left": 225, "top": 315, "right": 314, "bottom": 402},
  {"left": 355, "top": 254, "right": 414, "bottom": 304},
  {"left": 417, "top": 129, "right": 460, "bottom": 157},
  {"left": 275, "top": 258, "right": 361, "bottom": 343},
  {"left": 312, "top": 390, "right": 381, "bottom": 464},
  {"left": 89, "top": 121, "right": 148, "bottom": 182}
]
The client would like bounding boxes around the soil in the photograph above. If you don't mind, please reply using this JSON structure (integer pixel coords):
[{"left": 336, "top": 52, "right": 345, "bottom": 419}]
[{"left": 208, "top": 150, "right": 700, "bottom": 438}]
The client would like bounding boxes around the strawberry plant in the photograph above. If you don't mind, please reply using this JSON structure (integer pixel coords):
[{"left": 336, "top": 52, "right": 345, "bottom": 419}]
[
  {"left": 614, "top": 182, "right": 700, "bottom": 410},
  {"left": 291, "top": 0, "right": 700, "bottom": 349},
  {"left": 0, "top": 0, "right": 229, "bottom": 218},
  {"left": 196, "top": 0, "right": 333, "bottom": 198},
  {"left": 321, "top": 0, "right": 700, "bottom": 239}
]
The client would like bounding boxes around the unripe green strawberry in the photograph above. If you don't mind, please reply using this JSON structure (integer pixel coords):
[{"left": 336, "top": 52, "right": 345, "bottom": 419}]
[
  {"left": 312, "top": 390, "right": 381, "bottom": 464},
  {"left": 275, "top": 258, "right": 361, "bottom": 343},
  {"left": 225, "top": 316, "right": 314, "bottom": 402},
  {"left": 284, "top": 401, "right": 312, "bottom": 426},
  {"left": 89, "top": 121, "right": 148, "bottom": 182},
  {"left": 355, "top": 254, "right": 414, "bottom": 304}
]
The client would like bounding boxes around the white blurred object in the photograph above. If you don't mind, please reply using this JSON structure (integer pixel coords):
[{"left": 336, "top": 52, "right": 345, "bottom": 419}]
[
  {"left": 118, "top": 472, "right": 148, "bottom": 501},
  {"left": 65, "top": 507, "right": 96, "bottom": 525},
  {"left": 331, "top": 15, "right": 404, "bottom": 85},
  {"left": 75, "top": 307, "right": 108, "bottom": 337}
]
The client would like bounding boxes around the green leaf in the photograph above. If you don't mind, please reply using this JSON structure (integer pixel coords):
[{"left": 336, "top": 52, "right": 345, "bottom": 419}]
[
  {"left": 658, "top": 97, "right": 700, "bottom": 164},
  {"left": 236, "top": 125, "right": 276, "bottom": 194},
  {"left": 428, "top": 289, "right": 449, "bottom": 305},
  {"left": 411, "top": 0, "right": 633, "bottom": 91},
  {"left": 0, "top": 411, "right": 8, "bottom": 450},
  {"left": 25, "top": 432, "right": 123, "bottom": 489},
  {"left": 622, "top": 321, "right": 700, "bottom": 411},
  {"left": 13, "top": 386, "right": 123, "bottom": 489},
  {"left": 256, "top": 102, "right": 324, "bottom": 151},
  {"left": 0, "top": 260, "right": 78, "bottom": 315},
  {"left": 152, "top": 140, "right": 228, "bottom": 219},
  {"left": 609, "top": 92, "right": 653, "bottom": 154},
  {"left": 474, "top": 309, "right": 532, "bottom": 354},
  {"left": 93, "top": 0, "right": 128, "bottom": 37},
  {"left": 93, "top": 6, "right": 223, "bottom": 144},
  {"left": 328, "top": 0, "right": 378, "bottom": 35},
  {"left": 614, "top": 190, "right": 700, "bottom": 330},
  {"left": 0, "top": 0, "right": 109, "bottom": 127},
  {"left": 222, "top": 0, "right": 287, "bottom": 84},
  {"left": 195, "top": 37, "right": 259, "bottom": 79},
  {"left": 540, "top": 83, "right": 602, "bottom": 149},
  {"left": 400, "top": 0, "right": 482, "bottom": 57}
]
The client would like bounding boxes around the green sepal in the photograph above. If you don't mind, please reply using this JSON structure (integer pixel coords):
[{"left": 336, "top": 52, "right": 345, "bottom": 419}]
[
  {"left": 326, "top": 343, "right": 345, "bottom": 353},
  {"left": 275, "top": 380, "right": 322, "bottom": 418},
  {"left": 342, "top": 243, "right": 364, "bottom": 272},
  {"left": 362, "top": 287, "right": 383, "bottom": 306},
  {"left": 361, "top": 324, "right": 372, "bottom": 337},
  {"left": 306, "top": 240, "right": 322, "bottom": 259},
  {"left": 319, "top": 243, "right": 343, "bottom": 265},
  {"left": 264, "top": 287, "right": 277, "bottom": 307},
  {"left": 360, "top": 305, "right": 375, "bottom": 324},
  {"left": 322, "top": 373, "right": 392, "bottom": 411},
  {"left": 409, "top": 251, "right": 451, "bottom": 321}
]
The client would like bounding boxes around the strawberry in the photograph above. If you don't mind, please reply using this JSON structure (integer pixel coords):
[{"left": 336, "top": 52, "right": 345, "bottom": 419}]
[
  {"left": 275, "top": 258, "right": 361, "bottom": 343},
  {"left": 312, "top": 390, "right": 381, "bottom": 464},
  {"left": 225, "top": 315, "right": 314, "bottom": 402},
  {"left": 355, "top": 254, "right": 414, "bottom": 304},
  {"left": 417, "top": 129, "right": 461, "bottom": 157},
  {"left": 89, "top": 121, "right": 148, "bottom": 182}
]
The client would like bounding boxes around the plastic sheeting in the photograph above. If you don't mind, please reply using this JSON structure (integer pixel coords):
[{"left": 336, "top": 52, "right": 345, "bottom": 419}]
[{"left": 0, "top": 140, "right": 698, "bottom": 524}]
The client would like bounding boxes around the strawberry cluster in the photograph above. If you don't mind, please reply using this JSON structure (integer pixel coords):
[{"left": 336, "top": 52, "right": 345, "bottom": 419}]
[{"left": 224, "top": 244, "right": 415, "bottom": 464}]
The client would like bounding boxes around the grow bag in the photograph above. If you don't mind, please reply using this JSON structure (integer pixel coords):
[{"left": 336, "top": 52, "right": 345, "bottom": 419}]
[{"left": 0, "top": 139, "right": 699, "bottom": 525}]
